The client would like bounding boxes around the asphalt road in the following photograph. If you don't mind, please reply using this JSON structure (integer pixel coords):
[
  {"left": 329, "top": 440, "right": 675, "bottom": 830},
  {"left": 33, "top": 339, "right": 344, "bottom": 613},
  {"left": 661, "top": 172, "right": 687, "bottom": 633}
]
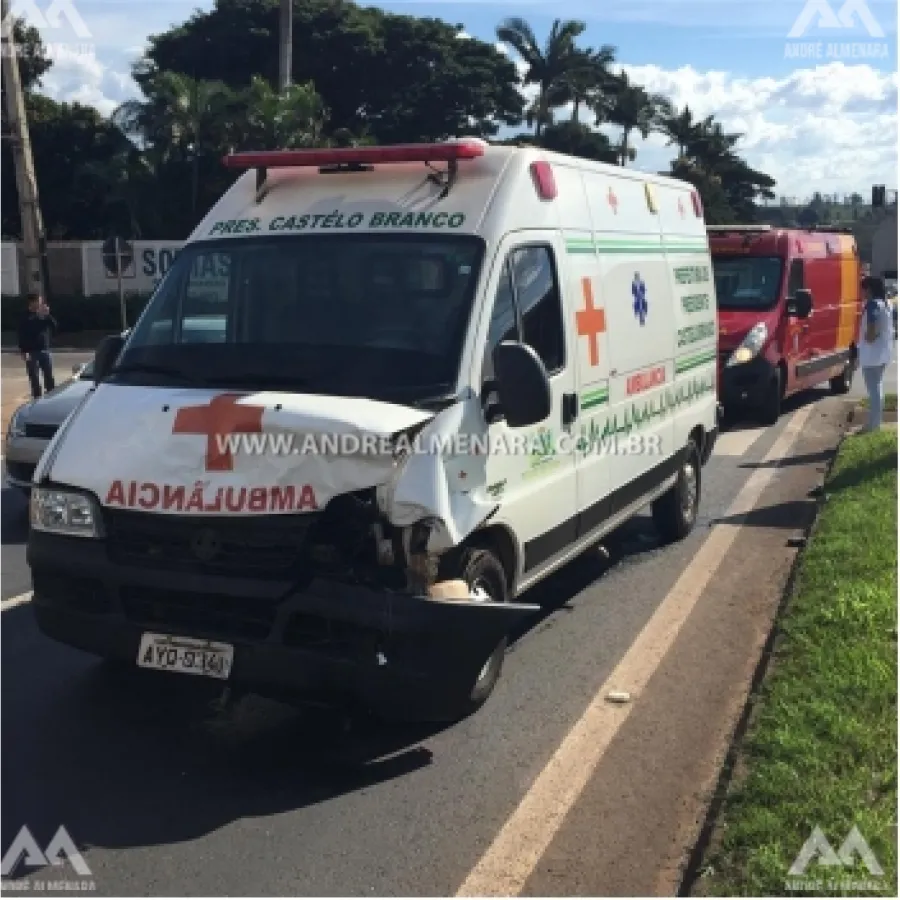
[{"left": 0, "top": 378, "right": 868, "bottom": 895}]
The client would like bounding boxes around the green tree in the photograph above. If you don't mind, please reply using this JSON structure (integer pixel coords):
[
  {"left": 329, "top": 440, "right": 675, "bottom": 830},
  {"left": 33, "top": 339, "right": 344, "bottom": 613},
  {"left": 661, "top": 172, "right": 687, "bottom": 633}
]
[
  {"left": 233, "top": 75, "right": 325, "bottom": 149},
  {"left": 606, "top": 75, "right": 672, "bottom": 166},
  {"left": 560, "top": 46, "right": 617, "bottom": 124},
  {"left": 661, "top": 104, "right": 712, "bottom": 158},
  {"left": 502, "top": 121, "right": 617, "bottom": 164},
  {"left": 495, "top": 17, "right": 587, "bottom": 137},
  {"left": 137, "top": 0, "right": 523, "bottom": 143},
  {"left": 113, "top": 72, "right": 237, "bottom": 217},
  {"left": 2, "top": 95, "right": 138, "bottom": 238},
  {"left": 5, "top": 17, "right": 52, "bottom": 91}
]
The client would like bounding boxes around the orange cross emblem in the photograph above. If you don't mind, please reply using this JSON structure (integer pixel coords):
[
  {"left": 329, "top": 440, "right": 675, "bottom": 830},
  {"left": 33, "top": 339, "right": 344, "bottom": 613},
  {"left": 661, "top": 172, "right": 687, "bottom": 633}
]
[{"left": 576, "top": 277, "right": 607, "bottom": 368}]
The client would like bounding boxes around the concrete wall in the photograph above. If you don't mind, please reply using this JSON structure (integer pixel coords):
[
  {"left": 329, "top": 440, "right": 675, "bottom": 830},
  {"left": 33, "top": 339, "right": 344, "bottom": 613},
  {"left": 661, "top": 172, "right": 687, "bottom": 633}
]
[{"left": 0, "top": 240, "right": 185, "bottom": 297}]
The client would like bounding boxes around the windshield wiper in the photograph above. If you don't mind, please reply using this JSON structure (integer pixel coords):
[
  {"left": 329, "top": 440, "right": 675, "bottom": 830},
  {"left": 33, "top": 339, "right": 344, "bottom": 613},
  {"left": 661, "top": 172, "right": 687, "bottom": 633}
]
[{"left": 107, "top": 363, "right": 203, "bottom": 385}]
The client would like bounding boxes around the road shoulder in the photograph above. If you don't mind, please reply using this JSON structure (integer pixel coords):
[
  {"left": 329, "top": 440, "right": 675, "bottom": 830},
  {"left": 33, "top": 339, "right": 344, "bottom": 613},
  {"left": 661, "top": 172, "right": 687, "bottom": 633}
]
[{"left": 515, "top": 400, "right": 849, "bottom": 896}]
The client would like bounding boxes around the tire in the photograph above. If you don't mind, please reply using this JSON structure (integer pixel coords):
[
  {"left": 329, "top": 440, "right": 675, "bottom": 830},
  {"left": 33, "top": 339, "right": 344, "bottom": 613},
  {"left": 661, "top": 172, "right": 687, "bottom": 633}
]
[
  {"left": 759, "top": 366, "right": 783, "bottom": 426},
  {"left": 652, "top": 439, "right": 701, "bottom": 543},
  {"left": 378, "top": 546, "right": 511, "bottom": 725},
  {"left": 830, "top": 360, "right": 853, "bottom": 394}
]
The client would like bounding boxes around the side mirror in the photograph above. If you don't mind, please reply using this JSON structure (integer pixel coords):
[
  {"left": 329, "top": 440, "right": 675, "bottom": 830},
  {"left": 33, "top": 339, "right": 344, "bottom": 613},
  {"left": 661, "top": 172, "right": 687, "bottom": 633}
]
[
  {"left": 93, "top": 334, "right": 126, "bottom": 382},
  {"left": 787, "top": 288, "right": 813, "bottom": 319},
  {"left": 491, "top": 342, "right": 552, "bottom": 428}
]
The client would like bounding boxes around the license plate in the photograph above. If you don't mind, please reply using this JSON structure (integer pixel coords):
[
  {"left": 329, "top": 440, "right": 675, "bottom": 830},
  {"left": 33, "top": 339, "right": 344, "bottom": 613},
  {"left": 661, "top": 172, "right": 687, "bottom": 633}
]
[{"left": 136, "top": 633, "right": 233, "bottom": 680}]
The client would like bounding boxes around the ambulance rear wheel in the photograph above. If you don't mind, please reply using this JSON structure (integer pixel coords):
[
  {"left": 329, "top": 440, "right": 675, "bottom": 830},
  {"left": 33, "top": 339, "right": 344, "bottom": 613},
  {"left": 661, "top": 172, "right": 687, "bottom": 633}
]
[{"left": 652, "top": 439, "right": 701, "bottom": 543}]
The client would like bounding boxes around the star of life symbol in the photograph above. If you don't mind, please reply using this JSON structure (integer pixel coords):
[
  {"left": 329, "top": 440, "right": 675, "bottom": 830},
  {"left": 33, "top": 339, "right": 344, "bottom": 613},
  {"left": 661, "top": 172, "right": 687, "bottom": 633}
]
[
  {"left": 785, "top": 825, "right": 884, "bottom": 892},
  {"left": 632, "top": 273, "right": 648, "bottom": 326}
]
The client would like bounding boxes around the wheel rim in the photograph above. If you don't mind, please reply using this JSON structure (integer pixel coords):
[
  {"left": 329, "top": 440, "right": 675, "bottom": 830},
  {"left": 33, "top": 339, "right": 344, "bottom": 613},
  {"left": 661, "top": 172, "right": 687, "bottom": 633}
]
[
  {"left": 471, "top": 576, "right": 496, "bottom": 684},
  {"left": 681, "top": 460, "right": 698, "bottom": 519}
]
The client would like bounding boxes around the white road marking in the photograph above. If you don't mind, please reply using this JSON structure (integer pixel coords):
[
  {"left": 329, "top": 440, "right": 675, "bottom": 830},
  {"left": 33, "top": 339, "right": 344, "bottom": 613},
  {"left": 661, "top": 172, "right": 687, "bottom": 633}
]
[
  {"left": 455, "top": 404, "right": 816, "bottom": 897},
  {"left": 713, "top": 426, "right": 768, "bottom": 457},
  {"left": 1, "top": 591, "right": 33, "bottom": 611}
]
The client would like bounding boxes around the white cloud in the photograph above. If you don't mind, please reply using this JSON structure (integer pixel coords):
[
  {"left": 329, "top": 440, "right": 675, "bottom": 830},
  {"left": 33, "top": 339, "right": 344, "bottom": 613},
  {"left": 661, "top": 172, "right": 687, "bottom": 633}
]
[
  {"left": 495, "top": 47, "right": 898, "bottom": 198},
  {"left": 36, "top": 46, "right": 133, "bottom": 115}
]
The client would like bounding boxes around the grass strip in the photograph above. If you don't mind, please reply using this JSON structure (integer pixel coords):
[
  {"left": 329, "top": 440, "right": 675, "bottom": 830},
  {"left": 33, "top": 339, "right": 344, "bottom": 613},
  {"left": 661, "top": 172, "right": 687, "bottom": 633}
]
[{"left": 698, "top": 428, "right": 898, "bottom": 896}]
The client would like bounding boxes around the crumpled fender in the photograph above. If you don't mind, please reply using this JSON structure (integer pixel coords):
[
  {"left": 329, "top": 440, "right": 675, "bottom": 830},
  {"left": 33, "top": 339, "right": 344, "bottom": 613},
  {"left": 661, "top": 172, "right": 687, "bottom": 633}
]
[{"left": 378, "top": 394, "right": 498, "bottom": 553}]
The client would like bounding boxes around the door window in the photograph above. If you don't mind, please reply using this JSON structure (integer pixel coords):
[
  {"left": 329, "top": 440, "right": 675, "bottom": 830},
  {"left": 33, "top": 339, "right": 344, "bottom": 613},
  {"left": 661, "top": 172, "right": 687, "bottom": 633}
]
[
  {"left": 510, "top": 246, "right": 566, "bottom": 374},
  {"left": 482, "top": 244, "right": 566, "bottom": 379},
  {"left": 482, "top": 261, "right": 519, "bottom": 378}
]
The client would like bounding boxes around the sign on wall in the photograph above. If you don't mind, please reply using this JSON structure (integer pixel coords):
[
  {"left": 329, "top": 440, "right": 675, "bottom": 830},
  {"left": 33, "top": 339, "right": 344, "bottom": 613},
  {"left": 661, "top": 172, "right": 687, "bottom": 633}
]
[{"left": 82, "top": 241, "right": 184, "bottom": 295}]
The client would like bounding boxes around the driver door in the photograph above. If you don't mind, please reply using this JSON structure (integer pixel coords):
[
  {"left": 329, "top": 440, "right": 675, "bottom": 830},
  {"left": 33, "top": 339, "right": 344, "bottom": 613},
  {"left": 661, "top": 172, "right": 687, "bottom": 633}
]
[{"left": 476, "top": 233, "right": 579, "bottom": 580}]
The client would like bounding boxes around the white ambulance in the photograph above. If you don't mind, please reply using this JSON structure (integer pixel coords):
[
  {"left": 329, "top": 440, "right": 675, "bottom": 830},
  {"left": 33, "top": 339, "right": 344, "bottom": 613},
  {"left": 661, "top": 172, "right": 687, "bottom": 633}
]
[{"left": 27, "top": 139, "right": 718, "bottom": 723}]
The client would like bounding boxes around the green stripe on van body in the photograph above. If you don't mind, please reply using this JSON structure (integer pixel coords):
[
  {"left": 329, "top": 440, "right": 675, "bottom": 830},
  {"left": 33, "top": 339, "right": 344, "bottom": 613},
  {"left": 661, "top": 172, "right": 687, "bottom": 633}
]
[
  {"left": 581, "top": 386, "right": 610, "bottom": 410},
  {"left": 565, "top": 237, "right": 708, "bottom": 256},
  {"left": 675, "top": 348, "right": 717, "bottom": 374}
]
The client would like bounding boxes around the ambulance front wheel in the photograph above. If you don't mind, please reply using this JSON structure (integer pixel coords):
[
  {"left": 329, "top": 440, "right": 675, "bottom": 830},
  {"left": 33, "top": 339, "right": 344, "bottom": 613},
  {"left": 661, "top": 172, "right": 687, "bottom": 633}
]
[
  {"left": 652, "top": 438, "right": 701, "bottom": 543},
  {"left": 378, "top": 547, "right": 511, "bottom": 725}
]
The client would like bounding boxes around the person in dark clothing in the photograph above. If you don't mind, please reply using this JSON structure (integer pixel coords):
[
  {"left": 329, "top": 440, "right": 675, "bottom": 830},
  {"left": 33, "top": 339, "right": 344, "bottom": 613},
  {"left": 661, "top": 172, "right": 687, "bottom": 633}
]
[{"left": 18, "top": 292, "right": 58, "bottom": 398}]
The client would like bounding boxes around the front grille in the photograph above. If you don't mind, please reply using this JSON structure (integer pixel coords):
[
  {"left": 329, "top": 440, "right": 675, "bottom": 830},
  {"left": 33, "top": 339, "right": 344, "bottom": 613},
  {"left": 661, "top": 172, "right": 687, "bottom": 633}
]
[
  {"left": 104, "top": 510, "right": 317, "bottom": 577},
  {"left": 24, "top": 423, "right": 57, "bottom": 440},
  {"left": 120, "top": 585, "right": 277, "bottom": 641},
  {"left": 5, "top": 461, "right": 35, "bottom": 483}
]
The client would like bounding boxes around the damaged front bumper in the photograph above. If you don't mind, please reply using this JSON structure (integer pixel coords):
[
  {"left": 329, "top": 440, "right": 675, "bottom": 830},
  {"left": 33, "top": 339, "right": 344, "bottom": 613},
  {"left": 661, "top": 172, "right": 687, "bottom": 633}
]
[{"left": 28, "top": 531, "right": 538, "bottom": 714}]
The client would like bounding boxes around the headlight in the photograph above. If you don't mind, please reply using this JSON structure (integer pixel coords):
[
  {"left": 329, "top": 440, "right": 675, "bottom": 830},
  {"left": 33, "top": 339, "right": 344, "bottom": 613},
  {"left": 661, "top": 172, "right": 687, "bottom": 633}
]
[
  {"left": 726, "top": 322, "right": 768, "bottom": 367},
  {"left": 6, "top": 405, "right": 27, "bottom": 439},
  {"left": 30, "top": 488, "right": 102, "bottom": 538}
]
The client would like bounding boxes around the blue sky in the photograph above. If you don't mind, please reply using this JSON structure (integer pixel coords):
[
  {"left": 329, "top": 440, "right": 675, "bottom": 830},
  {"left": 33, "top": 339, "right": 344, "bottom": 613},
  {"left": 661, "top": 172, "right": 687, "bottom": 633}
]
[{"left": 13, "top": 0, "right": 900, "bottom": 199}]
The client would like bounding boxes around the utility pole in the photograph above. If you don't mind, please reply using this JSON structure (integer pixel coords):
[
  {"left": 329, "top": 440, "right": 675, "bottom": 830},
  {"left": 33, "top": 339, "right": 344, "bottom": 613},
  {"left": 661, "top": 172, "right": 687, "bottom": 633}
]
[
  {"left": 278, "top": 0, "right": 292, "bottom": 91},
  {"left": 1, "top": 0, "right": 48, "bottom": 299}
]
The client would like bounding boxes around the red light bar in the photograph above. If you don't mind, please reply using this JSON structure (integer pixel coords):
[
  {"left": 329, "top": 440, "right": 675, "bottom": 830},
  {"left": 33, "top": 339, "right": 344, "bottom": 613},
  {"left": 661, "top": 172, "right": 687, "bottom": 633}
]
[{"left": 222, "top": 140, "right": 486, "bottom": 170}]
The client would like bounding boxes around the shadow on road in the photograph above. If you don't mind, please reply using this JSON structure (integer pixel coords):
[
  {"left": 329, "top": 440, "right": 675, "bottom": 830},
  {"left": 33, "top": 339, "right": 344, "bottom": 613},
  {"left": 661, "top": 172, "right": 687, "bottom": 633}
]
[
  {"left": 739, "top": 449, "right": 833, "bottom": 470},
  {"left": 0, "top": 511, "right": 663, "bottom": 874},
  {"left": 712, "top": 497, "right": 818, "bottom": 531},
  {"left": 719, "top": 386, "right": 832, "bottom": 434}
]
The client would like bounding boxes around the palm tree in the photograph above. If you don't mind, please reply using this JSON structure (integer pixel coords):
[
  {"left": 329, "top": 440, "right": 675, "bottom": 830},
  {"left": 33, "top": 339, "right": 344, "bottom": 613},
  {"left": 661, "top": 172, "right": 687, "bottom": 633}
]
[
  {"left": 660, "top": 105, "right": 713, "bottom": 159},
  {"left": 113, "top": 72, "right": 235, "bottom": 216},
  {"left": 605, "top": 75, "right": 673, "bottom": 166},
  {"left": 562, "top": 45, "right": 617, "bottom": 123},
  {"left": 495, "top": 17, "right": 587, "bottom": 138},
  {"left": 233, "top": 75, "right": 326, "bottom": 149},
  {"left": 687, "top": 119, "right": 741, "bottom": 170}
]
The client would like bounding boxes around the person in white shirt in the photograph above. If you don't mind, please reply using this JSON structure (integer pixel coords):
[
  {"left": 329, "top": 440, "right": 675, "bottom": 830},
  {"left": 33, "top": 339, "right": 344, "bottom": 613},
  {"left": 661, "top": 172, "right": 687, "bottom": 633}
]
[{"left": 857, "top": 275, "right": 893, "bottom": 432}]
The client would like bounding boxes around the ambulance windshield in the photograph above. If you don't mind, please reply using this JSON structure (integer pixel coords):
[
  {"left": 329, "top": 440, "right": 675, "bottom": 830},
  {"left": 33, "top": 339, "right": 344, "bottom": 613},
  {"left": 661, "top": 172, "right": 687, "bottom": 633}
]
[
  {"left": 114, "top": 234, "right": 484, "bottom": 403},
  {"left": 712, "top": 256, "right": 784, "bottom": 311}
]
